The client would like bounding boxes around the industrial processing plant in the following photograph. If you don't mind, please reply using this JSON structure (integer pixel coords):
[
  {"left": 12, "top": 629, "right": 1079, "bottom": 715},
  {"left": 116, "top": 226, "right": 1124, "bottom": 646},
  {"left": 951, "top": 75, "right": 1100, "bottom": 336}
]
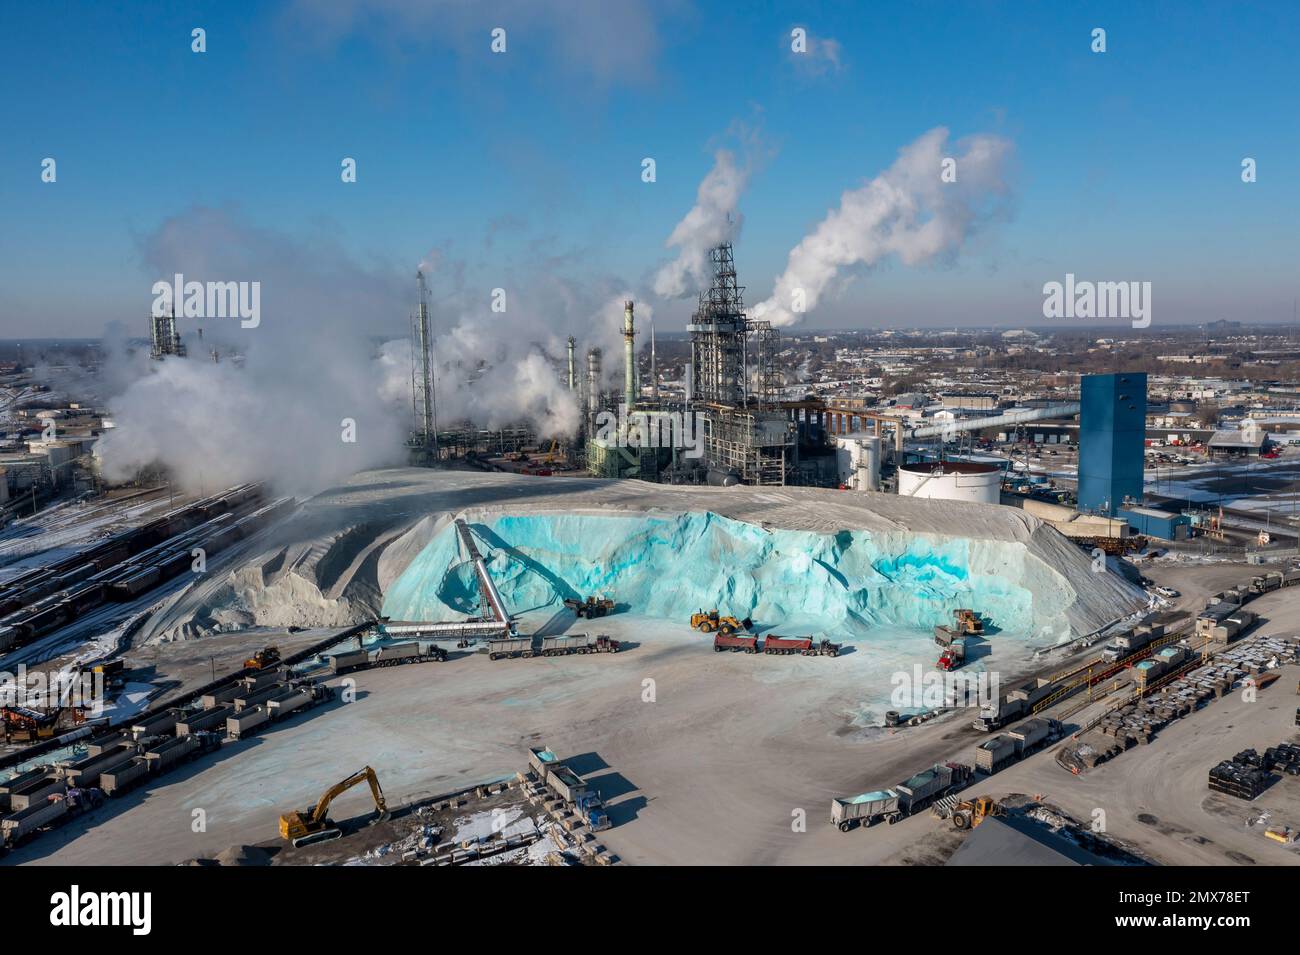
[{"left": 3, "top": 5, "right": 1300, "bottom": 930}]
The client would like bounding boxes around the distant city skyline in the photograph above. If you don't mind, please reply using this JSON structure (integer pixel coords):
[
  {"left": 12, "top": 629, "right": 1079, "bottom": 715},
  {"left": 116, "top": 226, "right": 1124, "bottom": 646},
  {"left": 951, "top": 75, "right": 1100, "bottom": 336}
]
[{"left": 2, "top": 1, "right": 1298, "bottom": 339}]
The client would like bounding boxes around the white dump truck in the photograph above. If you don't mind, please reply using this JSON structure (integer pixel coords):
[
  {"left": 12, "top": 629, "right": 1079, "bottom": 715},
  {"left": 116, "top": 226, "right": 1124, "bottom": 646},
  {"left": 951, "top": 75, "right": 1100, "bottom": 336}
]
[{"left": 832, "top": 762, "right": 973, "bottom": 831}]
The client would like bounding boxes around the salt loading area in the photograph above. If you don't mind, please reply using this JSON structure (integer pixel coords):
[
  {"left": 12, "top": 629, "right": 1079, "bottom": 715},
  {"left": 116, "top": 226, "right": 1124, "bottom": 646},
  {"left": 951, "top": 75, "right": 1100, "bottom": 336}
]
[{"left": 1, "top": 468, "right": 1153, "bottom": 865}]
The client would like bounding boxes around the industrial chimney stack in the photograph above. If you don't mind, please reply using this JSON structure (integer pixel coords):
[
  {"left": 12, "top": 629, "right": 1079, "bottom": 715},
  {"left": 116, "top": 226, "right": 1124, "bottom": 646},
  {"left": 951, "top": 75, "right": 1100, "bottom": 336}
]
[{"left": 623, "top": 300, "right": 637, "bottom": 411}]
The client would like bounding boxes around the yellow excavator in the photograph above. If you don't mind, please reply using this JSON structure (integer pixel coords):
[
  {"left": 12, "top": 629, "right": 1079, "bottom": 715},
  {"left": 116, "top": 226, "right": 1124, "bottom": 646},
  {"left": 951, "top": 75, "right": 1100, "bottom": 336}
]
[{"left": 279, "top": 766, "right": 389, "bottom": 847}]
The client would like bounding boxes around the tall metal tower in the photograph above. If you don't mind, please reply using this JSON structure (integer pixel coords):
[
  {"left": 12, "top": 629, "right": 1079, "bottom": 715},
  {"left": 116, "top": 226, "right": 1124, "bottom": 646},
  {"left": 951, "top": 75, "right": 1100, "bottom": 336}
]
[
  {"left": 409, "top": 269, "right": 439, "bottom": 464},
  {"left": 688, "top": 243, "right": 749, "bottom": 407}
]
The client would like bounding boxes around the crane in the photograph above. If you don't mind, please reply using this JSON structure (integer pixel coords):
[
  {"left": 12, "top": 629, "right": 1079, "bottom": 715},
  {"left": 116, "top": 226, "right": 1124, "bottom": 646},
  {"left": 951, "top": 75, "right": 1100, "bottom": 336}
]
[{"left": 278, "top": 766, "right": 389, "bottom": 847}]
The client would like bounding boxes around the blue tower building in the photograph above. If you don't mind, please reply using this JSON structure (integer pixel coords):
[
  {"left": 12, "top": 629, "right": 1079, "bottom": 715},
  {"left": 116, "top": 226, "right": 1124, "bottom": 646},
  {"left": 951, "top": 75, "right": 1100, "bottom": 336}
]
[{"left": 1077, "top": 372, "right": 1147, "bottom": 517}]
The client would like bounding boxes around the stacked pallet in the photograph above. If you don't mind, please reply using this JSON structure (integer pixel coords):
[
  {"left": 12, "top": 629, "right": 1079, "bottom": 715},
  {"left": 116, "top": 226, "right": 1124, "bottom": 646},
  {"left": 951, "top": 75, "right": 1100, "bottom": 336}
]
[
  {"left": 1263, "top": 742, "right": 1300, "bottom": 776},
  {"left": 1208, "top": 760, "right": 1269, "bottom": 800}
]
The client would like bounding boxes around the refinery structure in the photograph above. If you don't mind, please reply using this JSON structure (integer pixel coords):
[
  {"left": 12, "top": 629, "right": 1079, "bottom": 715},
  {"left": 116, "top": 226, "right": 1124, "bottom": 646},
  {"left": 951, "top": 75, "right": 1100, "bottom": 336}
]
[{"left": 5, "top": 261, "right": 1300, "bottom": 876}]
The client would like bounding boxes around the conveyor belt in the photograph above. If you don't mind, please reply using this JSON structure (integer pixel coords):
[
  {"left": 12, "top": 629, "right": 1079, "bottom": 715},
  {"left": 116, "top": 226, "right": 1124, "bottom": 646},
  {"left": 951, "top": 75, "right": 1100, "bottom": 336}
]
[{"left": 454, "top": 519, "right": 510, "bottom": 624}]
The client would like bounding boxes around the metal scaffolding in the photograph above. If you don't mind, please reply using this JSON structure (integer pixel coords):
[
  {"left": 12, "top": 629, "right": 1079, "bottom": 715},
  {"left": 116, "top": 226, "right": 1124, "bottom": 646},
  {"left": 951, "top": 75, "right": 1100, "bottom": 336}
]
[
  {"left": 688, "top": 244, "right": 748, "bottom": 407},
  {"left": 687, "top": 243, "right": 793, "bottom": 485}
]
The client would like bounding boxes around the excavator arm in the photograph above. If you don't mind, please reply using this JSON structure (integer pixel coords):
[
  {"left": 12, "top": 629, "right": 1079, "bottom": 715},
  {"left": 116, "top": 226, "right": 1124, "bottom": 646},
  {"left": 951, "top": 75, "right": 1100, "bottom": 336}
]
[
  {"left": 308, "top": 765, "right": 387, "bottom": 825},
  {"left": 280, "top": 766, "right": 388, "bottom": 845}
]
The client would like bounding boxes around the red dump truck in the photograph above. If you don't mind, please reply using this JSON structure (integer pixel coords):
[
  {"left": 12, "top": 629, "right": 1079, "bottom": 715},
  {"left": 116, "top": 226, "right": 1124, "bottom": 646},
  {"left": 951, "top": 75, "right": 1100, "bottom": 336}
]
[
  {"left": 762, "top": 635, "right": 841, "bottom": 657},
  {"left": 713, "top": 633, "right": 758, "bottom": 653}
]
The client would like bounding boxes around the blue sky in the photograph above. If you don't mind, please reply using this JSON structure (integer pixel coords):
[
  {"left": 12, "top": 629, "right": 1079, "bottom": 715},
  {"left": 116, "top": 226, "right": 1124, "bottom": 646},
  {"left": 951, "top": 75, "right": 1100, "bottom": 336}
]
[{"left": 2, "top": 0, "right": 1298, "bottom": 338}]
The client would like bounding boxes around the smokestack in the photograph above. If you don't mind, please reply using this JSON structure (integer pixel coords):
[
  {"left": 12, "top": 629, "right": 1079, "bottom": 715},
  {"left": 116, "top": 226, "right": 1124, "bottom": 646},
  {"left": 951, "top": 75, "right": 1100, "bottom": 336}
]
[
  {"left": 566, "top": 336, "right": 576, "bottom": 392},
  {"left": 586, "top": 347, "right": 602, "bottom": 430},
  {"left": 649, "top": 314, "right": 656, "bottom": 400},
  {"left": 623, "top": 300, "right": 636, "bottom": 410}
]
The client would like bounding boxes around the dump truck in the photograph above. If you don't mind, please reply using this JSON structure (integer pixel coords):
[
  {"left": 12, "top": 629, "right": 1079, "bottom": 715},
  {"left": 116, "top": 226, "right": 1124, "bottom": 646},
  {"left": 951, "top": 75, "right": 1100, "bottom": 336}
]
[
  {"left": 713, "top": 632, "right": 758, "bottom": 653},
  {"left": 937, "top": 639, "right": 966, "bottom": 671},
  {"left": 539, "top": 634, "right": 621, "bottom": 656},
  {"left": 2, "top": 793, "right": 67, "bottom": 847},
  {"left": 563, "top": 596, "right": 615, "bottom": 619},
  {"left": 4, "top": 773, "right": 64, "bottom": 811},
  {"left": 488, "top": 636, "right": 535, "bottom": 660},
  {"left": 691, "top": 610, "right": 752, "bottom": 634},
  {"left": 243, "top": 645, "right": 281, "bottom": 671},
  {"left": 1250, "top": 572, "right": 1284, "bottom": 594},
  {"left": 831, "top": 761, "right": 973, "bottom": 830}
]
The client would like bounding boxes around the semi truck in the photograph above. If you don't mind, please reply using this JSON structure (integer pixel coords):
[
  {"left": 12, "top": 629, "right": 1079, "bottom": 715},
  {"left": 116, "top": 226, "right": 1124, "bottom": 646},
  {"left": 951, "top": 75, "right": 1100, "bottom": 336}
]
[
  {"left": 1250, "top": 572, "right": 1284, "bottom": 594},
  {"left": 973, "top": 697, "right": 1030, "bottom": 732},
  {"left": 832, "top": 762, "right": 973, "bottom": 831},
  {"left": 530, "top": 751, "right": 611, "bottom": 832},
  {"left": 937, "top": 639, "right": 966, "bottom": 671}
]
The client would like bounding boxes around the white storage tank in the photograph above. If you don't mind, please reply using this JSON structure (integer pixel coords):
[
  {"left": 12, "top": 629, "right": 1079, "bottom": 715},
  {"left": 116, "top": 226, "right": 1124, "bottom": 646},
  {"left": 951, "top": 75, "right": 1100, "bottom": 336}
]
[
  {"left": 835, "top": 435, "right": 882, "bottom": 491},
  {"left": 897, "top": 460, "right": 1001, "bottom": 505}
]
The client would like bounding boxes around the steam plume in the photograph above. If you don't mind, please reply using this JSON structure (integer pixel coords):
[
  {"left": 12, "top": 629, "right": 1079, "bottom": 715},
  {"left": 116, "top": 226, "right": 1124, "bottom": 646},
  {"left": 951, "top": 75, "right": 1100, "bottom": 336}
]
[{"left": 753, "top": 127, "right": 1013, "bottom": 326}]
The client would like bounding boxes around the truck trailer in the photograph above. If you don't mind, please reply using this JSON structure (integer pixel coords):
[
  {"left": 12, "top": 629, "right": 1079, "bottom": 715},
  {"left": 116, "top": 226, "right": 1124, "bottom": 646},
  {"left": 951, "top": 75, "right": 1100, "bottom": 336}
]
[
  {"left": 488, "top": 637, "right": 535, "bottom": 660},
  {"left": 99, "top": 757, "right": 150, "bottom": 796},
  {"left": 539, "top": 634, "right": 621, "bottom": 656},
  {"left": 713, "top": 633, "right": 758, "bottom": 653}
]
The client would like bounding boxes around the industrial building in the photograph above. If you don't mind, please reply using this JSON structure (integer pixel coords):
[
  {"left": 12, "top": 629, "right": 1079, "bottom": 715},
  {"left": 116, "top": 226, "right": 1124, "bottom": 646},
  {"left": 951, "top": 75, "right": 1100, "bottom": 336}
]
[
  {"left": 1117, "top": 505, "right": 1192, "bottom": 541},
  {"left": 1077, "top": 372, "right": 1147, "bottom": 517}
]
